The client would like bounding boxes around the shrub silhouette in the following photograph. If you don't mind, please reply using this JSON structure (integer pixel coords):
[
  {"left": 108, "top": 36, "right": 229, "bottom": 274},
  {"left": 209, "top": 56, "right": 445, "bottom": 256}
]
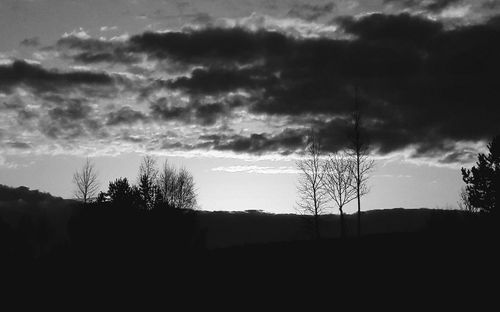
[{"left": 98, "top": 178, "right": 140, "bottom": 209}]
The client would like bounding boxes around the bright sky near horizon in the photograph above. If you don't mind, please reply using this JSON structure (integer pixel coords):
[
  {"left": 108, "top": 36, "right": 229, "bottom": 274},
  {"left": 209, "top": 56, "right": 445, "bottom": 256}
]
[{"left": 1, "top": 0, "right": 499, "bottom": 213}]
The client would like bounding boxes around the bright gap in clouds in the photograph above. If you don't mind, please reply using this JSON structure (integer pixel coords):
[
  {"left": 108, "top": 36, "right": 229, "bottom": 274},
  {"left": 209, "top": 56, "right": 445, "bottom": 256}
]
[{"left": 0, "top": 151, "right": 464, "bottom": 214}]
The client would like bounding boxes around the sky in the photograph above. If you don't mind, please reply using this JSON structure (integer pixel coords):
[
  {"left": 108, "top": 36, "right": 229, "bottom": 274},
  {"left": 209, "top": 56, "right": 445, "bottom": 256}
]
[{"left": 1, "top": 0, "right": 499, "bottom": 213}]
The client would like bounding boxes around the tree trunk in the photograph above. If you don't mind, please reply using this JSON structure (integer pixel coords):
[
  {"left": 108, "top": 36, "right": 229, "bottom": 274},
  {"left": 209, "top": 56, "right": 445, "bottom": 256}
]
[
  {"left": 357, "top": 153, "right": 361, "bottom": 237},
  {"left": 314, "top": 212, "right": 320, "bottom": 240},
  {"left": 354, "top": 85, "right": 361, "bottom": 237},
  {"left": 339, "top": 207, "right": 345, "bottom": 238}
]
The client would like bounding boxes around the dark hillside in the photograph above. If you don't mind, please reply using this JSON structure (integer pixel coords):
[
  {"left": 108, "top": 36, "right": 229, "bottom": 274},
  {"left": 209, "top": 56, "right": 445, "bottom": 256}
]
[
  {"left": 0, "top": 184, "right": 80, "bottom": 258},
  {"left": 197, "top": 208, "right": 467, "bottom": 248},
  {"left": 0, "top": 184, "right": 480, "bottom": 259}
]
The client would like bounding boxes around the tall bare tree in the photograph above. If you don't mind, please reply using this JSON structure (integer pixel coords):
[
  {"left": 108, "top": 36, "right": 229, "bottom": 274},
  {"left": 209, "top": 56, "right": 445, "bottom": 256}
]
[
  {"left": 175, "top": 167, "right": 197, "bottom": 210},
  {"left": 324, "top": 151, "right": 357, "bottom": 238},
  {"left": 158, "top": 160, "right": 197, "bottom": 210},
  {"left": 159, "top": 160, "right": 178, "bottom": 208},
  {"left": 73, "top": 158, "right": 99, "bottom": 204},
  {"left": 138, "top": 155, "right": 159, "bottom": 210},
  {"left": 296, "top": 132, "right": 327, "bottom": 240},
  {"left": 349, "top": 86, "right": 375, "bottom": 237}
]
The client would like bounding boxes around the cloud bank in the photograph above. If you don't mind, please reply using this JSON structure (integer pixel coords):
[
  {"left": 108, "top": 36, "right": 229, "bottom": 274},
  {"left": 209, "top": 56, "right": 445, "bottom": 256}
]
[{"left": 2, "top": 8, "right": 499, "bottom": 166}]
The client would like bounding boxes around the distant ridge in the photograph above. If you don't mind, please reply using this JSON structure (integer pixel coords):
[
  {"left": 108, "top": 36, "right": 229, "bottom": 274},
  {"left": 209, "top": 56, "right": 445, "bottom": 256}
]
[
  {"left": 0, "top": 184, "right": 64, "bottom": 203},
  {"left": 196, "top": 207, "right": 465, "bottom": 248},
  {"left": 1, "top": 184, "right": 466, "bottom": 251},
  {"left": 0, "top": 184, "right": 79, "bottom": 257}
]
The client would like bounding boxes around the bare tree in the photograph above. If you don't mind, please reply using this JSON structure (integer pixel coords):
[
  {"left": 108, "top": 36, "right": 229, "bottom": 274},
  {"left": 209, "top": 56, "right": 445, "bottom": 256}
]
[
  {"left": 158, "top": 160, "right": 197, "bottom": 210},
  {"left": 175, "top": 167, "right": 197, "bottom": 210},
  {"left": 458, "top": 186, "right": 477, "bottom": 213},
  {"left": 73, "top": 158, "right": 99, "bottom": 204},
  {"left": 296, "top": 132, "right": 327, "bottom": 240},
  {"left": 138, "top": 155, "right": 159, "bottom": 210},
  {"left": 159, "top": 160, "right": 178, "bottom": 208},
  {"left": 349, "top": 86, "right": 375, "bottom": 237},
  {"left": 324, "top": 151, "right": 357, "bottom": 238}
]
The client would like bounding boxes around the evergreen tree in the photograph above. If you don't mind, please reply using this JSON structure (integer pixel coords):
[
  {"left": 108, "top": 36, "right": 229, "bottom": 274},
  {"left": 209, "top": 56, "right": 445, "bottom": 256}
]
[{"left": 461, "top": 135, "right": 500, "bottom": 215}]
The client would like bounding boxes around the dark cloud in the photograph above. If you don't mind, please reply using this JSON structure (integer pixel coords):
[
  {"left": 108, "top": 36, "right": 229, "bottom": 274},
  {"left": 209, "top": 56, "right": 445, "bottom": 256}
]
[
  {"left": 20, "top": 96, "right": 107, "bottom": 140},
  {"left": 287, "top": 2, "right": 336, "bottom": 21},
  {"left": 149, "top": 97, "right": 229, "bottom": 126},
  {"left": 1, "top": 96, "right": 25, "bottom": 110},
  {"left": 1, "top": 96, "right": 39, "bottom": 124},
  {"left": 121, "top": 133, "right": 145, "bottom": 143},
  {"left": 483, "top": 0, "right": 500, "bottom": 10},
  {"left": 190, "top": 13, "right": 215, "bottom": 25},
  {"left": 0, "top": 60, "right": 114, "bottom": 94},
  {"left": 53, "top": 29, "right": 291, "bottom": 66},
  {"left": 6, "top": 141, "right": 31, "bottom": 149},
  {"left": 383, "top": 0, "right": 462, "bottom": 12},
  {"left": 0, "top": 60, "right": 124, "bottom": 141},
  {"left": 128, "top": 28, "right": 292, "bottom": 65},
  {"left": 140, "top": 8, "right": 204, "bottom": 22},
  {"left": 425, "top": 0, "right": 462, "bottom": 12},
  {"left": 42, "top": 14, "right": 500, "bottom": 161},
  {"left": 71, "top": 49, "right": 140, "bottom": 64},
  {"left": 17, "top": 109, "right": 38, "bottom": 121},
  {"left": 438, "top": 150, "right": 477, "bottom": 164},
  {"left": 194, "top": 103, "right": 226, "bottom": 126},
  {"left": 135, "top": 19, "right": 499, "bottom": 158},
  {"left": 337, "top": 13, "right": 443, "bottom": 44},
  {"left": 20, "top": 37, "right": 40, "bottom": 47},
  {"left": 72, "top": 52, "right": 122, "bottom": 64},
  {"left": 56, "top": 36, "right": 140, "bottom": 64},
  {"left": 202, "top": 129, "right": 306, "bottom": 154},
  {"left": 149, "top": 97, "right": 188, "bottom": 121},
  {"left": 107, "top": 106, "right": 147, "bottom": 125},
  {"left": 161, "top": 141, "right": 189, "bottom": 150},
  {"left": 56, "top": 36, "right": 117, "bottom": 52},
  {"left": 38, "top": 122, "right": 80, "bottom": 139},
  {"left": 39, "top": 114, "right": 104, "bottom": 140},
  {"left": 48, "top": 98, "right": 91, "bottom": 121},
  {"left": 168, "top": 66, "right": 276, "bottom": 95}
]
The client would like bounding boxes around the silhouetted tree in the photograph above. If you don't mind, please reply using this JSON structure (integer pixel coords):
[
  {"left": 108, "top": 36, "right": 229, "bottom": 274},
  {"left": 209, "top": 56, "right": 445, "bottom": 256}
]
[
  {"left": 158, "top": 160, "right": 197, "bottom": 210},
  {"left": 458, "top": 187, "right": 476, "bottom": 213},
  {"left": 296, "top": 131, "right": 327, "bottom": 240},
  {"left": 137, "top": 155, "right": 159, "bottom": 210},
  {"left": 461, "top": 135, "right": 500, "bottom": 215},
  {"left": 152, "top": 184, "right": 165, "bottom": 209},
  {"left": 348, "top": 87, "right": 374, "bottom": 236},
  {"left": 96, "top": 191, "right": 108, "bottom": 204},
  {"left": 68, "top": 156, "right": 201, "bottom": 266},
  {"left": 106, "top": 177, "right": 140, "bottom": 208},
  {"left": 175, "top": 167, "right": 197, "bottom": 210},
  {"left": 159, "top": 160, "right": 178, "bottom": 208},
  {"left": 324, "top": 150, "right": 357, "bottom": 238},
  {"left": 73, "top": 158, "right": 99, "bottom": 205}
]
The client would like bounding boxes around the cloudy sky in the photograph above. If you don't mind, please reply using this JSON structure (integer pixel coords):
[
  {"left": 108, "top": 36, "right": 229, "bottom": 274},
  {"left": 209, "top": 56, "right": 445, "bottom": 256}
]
[{"left": 1, "top": 0, "right": 499, "bottom": 213}]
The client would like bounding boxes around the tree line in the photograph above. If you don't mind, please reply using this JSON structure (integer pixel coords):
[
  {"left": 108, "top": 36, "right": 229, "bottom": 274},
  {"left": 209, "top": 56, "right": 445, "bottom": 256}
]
[
  {"left": 297, "top": 132, "right": 500, "bottom": 239},
  {"left": 296, "top": 92, "right": 374, "bottom": 239},
  {"left": 296, "top": 131, "right": 374, "bottom": 239},
  {"left": 73, "top": 155, "right": 197, "bottom": 211},
  {"left": 70, "top": 156, "right": 200, "bottom": 262}
]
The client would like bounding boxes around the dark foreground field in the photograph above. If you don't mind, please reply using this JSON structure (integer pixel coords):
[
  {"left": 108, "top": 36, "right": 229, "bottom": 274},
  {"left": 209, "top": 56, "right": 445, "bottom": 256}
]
[
  {"left": 1, "top": 185, "right": 498, "bottom": 304},
  {"left": 2, "top": 231, "right": 497, "bottom": 310}
]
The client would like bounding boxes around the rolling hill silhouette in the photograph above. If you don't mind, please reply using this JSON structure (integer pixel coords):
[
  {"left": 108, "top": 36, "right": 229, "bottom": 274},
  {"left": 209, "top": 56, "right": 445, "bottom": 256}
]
[
  {"left": 0, "top": 184, "right": 474, "bottom": 255},
  {"left": 196, "top": 208, "right": 468, "bottom": 248},
  {"left": 1, "top": 184, "right": 497, "bottom": 300}
]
